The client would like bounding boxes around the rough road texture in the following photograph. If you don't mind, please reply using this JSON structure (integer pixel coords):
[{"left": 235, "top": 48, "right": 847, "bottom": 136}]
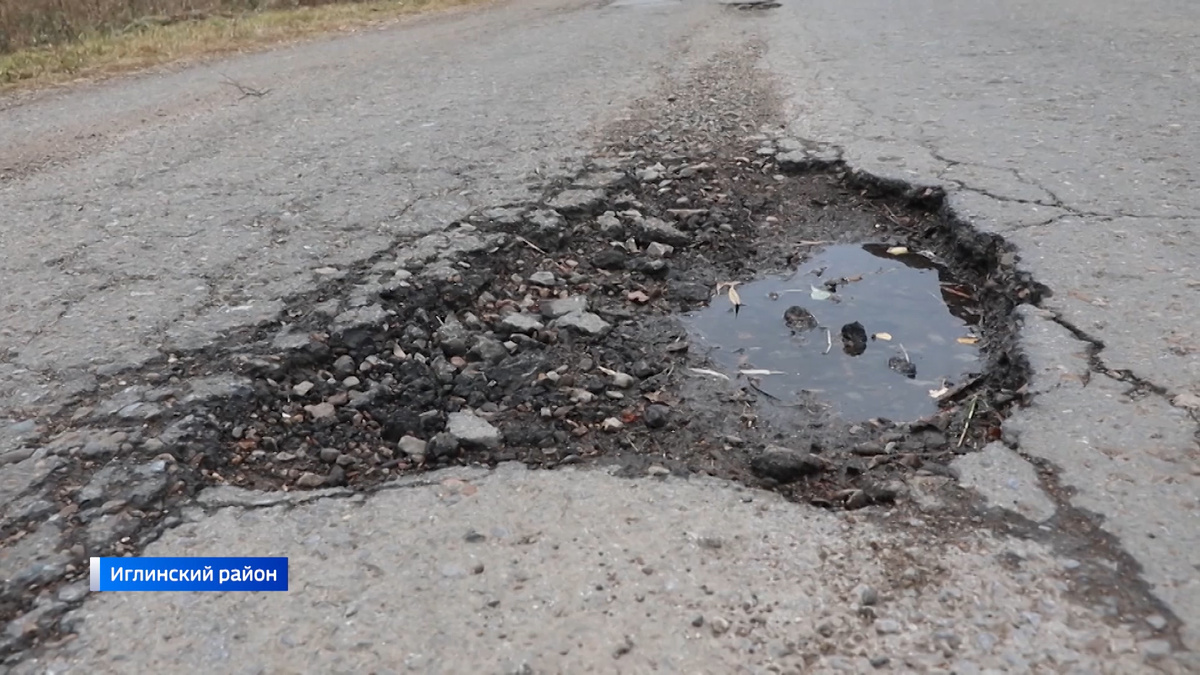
[
  {"left": 1, "top": 0, "right": 1198, "bottom": 671},
  {"left": 12, "top": 465, "right": 1174, "bottom": 674},
  {"left": 761, "top": 0, "right": 1200, "bottom": 656}
]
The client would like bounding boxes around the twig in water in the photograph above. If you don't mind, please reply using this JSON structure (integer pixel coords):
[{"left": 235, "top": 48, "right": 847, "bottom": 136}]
[
  {"left": 898, "top": 342, "right": 910, "bottom": 362},
  {"left": 823, "top": 327, "right": 832, "bottom": 354},
  {"left": 940, "top": 284, "right": 973, "bottom": 301},
  {"left": 747, "top": 380, "right": 808, "bottom": 408},
  {"left": 957, "top": 396, "right": 979, "bottom": 448}
]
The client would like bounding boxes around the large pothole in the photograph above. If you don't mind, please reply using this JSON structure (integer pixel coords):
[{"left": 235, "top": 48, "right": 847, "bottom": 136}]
[{"left": 0, "top": 45, "right": 1047, "bottom": 659}]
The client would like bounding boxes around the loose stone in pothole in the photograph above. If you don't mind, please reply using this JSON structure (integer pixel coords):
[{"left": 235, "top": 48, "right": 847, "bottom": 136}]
[{"left": 685, "top": 244, "right": 981, "bottom": 421}]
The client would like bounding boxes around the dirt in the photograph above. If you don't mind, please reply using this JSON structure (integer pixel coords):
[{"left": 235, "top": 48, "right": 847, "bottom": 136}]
[{"left": 23, "top": 59, "right": 1040, "bottom": 510}]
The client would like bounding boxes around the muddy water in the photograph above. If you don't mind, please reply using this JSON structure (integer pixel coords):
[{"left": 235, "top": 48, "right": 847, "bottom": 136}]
[{"left": 685, "top": 243, "right": 981, "bottom": 421}]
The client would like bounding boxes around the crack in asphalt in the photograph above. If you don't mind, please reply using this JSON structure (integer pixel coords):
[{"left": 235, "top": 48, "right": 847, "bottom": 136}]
[{"left": 1044, "top": 310, "right": 1199, "bottom": 421}]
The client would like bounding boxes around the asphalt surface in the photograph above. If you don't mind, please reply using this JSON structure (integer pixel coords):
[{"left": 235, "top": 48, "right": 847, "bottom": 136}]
[{"left": 1, "top": 0, "right": 1198, "bottom": 672}]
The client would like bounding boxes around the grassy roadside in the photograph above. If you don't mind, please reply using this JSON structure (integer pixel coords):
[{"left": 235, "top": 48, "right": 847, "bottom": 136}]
[{"left": 0, "top": 0, "right": 482, "bottom": 93}]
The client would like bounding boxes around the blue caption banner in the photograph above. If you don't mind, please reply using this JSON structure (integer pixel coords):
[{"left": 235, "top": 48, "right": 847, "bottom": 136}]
[{"left": 90, "top": 557, "right": 289, "bottom": 592}]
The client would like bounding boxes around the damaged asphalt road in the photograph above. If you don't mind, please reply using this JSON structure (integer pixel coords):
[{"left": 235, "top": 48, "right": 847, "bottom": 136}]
[{"left": 2, "top": 0, "right": 1199, "bottom": 671}]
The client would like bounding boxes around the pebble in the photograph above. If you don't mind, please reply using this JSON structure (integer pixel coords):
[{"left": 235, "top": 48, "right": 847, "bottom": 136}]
[
  {"left": 634, "top": 216, "right": 690, "bottom": 247},
  {"left": 398, "top": 436, "right": 427, "bottom": 456},
  {"left": 591, "top": 249, "right": 627, "bottom": 270},
  {"left": 543, "top": 295, "right": 589, "bottom": 319},
  {"left": 529, "top": 271, "right": 558, "bottom": 287},
  {"left": 73, "top": 431, "right": 126, "bottom": 458},
  {"left": 1140, "top": 639, "right": 1172, "bottom": 660},
  {"left": 710, "top": 616, "right": 730, "bottom": 636},
  {"left": 749, "top": 446, "right": 828, "bottom": 483},
  {"left": 1146, "top": 614, "right": 1168, "bottom": 631},
  {"left": 644, "top": 404, "right": 670, "bottom": 429},
  {"left": 637, "top": 165, "right": 664, "bottom": 182},
  {"left": 343, "top": 376, "right": 361, "bottom": 388},
  {"left": 304, "top": 402, "right": 336, "bottom": 419},
  {"left": 853, "top": 442, "right": 888, "bottom": 456},
  {"left": 548, "top": 189, "right": 604, "bottom": 214},
  {"left": 499, "top": 313, "right": 544, "bottom": 334},
  {"left": 609, "top": 371, "right": 635, "bottom": 388},
  {"left": 858, "top": 585, "right": 879, "bottom": 606},
  {"left": 875, "top": 619, "right": 901, "bottom": 635},
  {"left": 595, "top": 211, "right": 624, "bottom": 236},
  {"left": 296, "top": 472, "right": 324, "bottom": 488},
  {"left": 469, "top": 336, "right": 509, "bottom": 364},
  {"left": 646, "top": 242, "right": 674, "bottom": 258},
  {"left": 446, "top": 412, "right": 501, "bottom": 449},
  {"left": 553, "top": 310, "right": 611, "bottom": 337},
  {"left": 333, "top": 355, "right": 356, "bottom": 375},
  {"left": 319, "top": 447, "right": 341, "bottom": 463},
  {"left": 326, "top": 465, "right": 346, "bottom": 486}
]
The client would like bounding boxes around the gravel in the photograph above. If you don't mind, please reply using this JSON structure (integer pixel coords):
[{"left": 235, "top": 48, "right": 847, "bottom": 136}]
[
  {"left": 547, "top": 189, "right": 605, "bottom": 214},
  {"left": 499, "top": 313, "right": 545, "bottom": 334},
  {"left": 398, "top": 436, "right": 428, "bottom": 457},
  {"left": 446, "top": 411, "right": 501, "bottom": 449},
  {"left": 552, "top": 310, "right": 611, "bottom": 337},
  {"left": 749, "top": 446, "right": 828, "bottom": 483},
  {"left": 632, "top": 215, "right": 690, "bottom": 247},
  {"left": 542, "top": 296, "right": 589, "bottom": 318},
  {"left": 643, "top": 405, "right": 670, "bottom": 429}
]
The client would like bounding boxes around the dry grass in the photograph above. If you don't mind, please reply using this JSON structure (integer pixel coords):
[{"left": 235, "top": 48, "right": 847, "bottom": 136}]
[{"left": 0, "top": 0, "right": 481, "bottom": 91}]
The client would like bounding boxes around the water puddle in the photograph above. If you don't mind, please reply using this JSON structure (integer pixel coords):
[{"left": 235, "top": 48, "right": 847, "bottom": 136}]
[{"left": 685, "top": 243, "right": 981, "bottom": 421}]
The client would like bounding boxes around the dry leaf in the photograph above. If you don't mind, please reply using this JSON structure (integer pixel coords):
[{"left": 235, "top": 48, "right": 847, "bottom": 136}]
[
  {"left": 1173, "top": 392, "right": 1200, "bottom": 410},
  {"left": 928, "top": 384, "right": 950, "bottom": 399},
  {"left": 728, "top": 286, "right": 742, "bottom": 308},
  {"left": 873, "top": 332, "right": 893, "bottom": 341},
  {"left": 886, "top": 246, "right": 909, "bottom": 256},
  {"left": 740, "top": 369, "right": 784, "bottom": 376},
  {"left": 689, "top": 367, "right": 730, "bottom": 381},
  {"left": 627, "top": 290, "right": 650, "bottom": 304},
  {"left": 957, "top": 336, "right": 979, "bottom": 345}
]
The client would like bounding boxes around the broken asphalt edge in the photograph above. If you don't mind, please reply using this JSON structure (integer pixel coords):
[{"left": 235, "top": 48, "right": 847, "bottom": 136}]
[{"left": 2, "top": 142, "right": 1194, "bottom": 663}]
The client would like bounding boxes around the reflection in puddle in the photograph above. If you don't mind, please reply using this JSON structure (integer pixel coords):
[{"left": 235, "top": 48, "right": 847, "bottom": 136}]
[{"left": 684, "top": 244, "right": 981, "bottom": 421}]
